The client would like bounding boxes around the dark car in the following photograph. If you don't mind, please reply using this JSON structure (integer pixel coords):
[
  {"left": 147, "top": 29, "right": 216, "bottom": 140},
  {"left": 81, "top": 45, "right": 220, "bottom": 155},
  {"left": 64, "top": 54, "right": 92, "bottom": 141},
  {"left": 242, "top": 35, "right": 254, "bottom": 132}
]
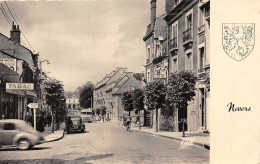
[{"left": 67, "top": 116, "right": 85, "bottom": 133}]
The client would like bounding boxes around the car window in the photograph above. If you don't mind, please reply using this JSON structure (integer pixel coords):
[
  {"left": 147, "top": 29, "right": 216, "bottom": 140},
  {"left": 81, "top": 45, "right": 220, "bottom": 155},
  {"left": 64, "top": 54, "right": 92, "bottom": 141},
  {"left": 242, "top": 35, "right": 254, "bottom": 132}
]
[{"left": 3, "top": 123, "right": 16, "bottom": 130}]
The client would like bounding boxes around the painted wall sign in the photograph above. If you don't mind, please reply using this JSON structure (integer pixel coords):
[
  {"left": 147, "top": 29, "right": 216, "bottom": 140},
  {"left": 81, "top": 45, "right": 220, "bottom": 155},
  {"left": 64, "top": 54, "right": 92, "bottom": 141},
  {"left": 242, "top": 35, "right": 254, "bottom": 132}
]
[{"left": 0, "top": 58, "right": 16, "bottom": 71}]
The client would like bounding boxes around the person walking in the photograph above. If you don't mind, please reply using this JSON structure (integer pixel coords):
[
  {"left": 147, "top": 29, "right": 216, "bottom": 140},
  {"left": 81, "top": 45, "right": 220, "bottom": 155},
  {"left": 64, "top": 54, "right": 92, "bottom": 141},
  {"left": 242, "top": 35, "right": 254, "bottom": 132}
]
[{"left": 125, "top": 115, "right": 132, "bottom": 131}]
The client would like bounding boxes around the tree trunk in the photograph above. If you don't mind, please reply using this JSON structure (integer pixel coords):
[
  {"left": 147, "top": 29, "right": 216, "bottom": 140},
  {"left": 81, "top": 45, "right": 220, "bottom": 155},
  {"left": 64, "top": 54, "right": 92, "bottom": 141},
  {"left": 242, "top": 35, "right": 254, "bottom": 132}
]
[
  {"left": 139, "top": 110, "right": 141, "bottom": 129},
  {"left": 156, "top": 108, "right": 158, "bottom": 132},
  {"left": 151, "top": 110, "right": 153, "bottom": 128},
  {"left": 182, "top": 118, "right": 185, "bottom": 137},
  {"left": 129, "top": 110, "right": 130, "bottom": 116},
  {"left": 51, "top": 109, "right": 54, "bottom": 133}
]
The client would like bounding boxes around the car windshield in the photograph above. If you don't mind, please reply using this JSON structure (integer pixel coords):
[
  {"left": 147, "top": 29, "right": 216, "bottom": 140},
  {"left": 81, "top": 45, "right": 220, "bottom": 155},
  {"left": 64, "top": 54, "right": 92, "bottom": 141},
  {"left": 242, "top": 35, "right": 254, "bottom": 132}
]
[
  {"left": 71, "top": 117, "right": 80, "bottom": 121},
  {"left": 81, "top": 112, "right": 87, "bottom": 115}
]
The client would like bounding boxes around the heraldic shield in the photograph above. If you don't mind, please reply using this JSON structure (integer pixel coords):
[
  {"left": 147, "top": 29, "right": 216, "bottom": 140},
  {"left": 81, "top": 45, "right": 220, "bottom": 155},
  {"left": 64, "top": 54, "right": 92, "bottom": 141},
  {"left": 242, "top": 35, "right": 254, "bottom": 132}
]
[{"left": 222, "top": 23, "right": 255, "bottom": 61}]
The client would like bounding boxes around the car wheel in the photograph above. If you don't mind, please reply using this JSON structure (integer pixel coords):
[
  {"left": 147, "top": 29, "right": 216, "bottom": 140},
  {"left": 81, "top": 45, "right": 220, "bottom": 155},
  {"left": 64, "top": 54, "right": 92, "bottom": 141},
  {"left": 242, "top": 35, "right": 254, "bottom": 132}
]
[{"left": 17, "top": 139, "right": 31, "bottom": 150}]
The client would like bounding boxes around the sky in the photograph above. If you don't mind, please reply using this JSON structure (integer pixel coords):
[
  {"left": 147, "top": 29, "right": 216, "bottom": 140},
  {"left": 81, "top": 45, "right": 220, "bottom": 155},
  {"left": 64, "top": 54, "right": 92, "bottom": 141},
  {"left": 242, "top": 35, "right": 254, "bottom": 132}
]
[{"left": 0, "top": 0, "right": 165, "bottom": 91}]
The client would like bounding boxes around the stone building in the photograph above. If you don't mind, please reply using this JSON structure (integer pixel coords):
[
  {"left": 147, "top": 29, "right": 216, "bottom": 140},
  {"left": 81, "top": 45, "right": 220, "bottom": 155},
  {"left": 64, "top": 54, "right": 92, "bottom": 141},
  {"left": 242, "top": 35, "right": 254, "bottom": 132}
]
[
  {"left": 93, "top": 68, "right": 143, "bottom": 121},
  {"left": 66, "top": 96, "right": 80, "bottom": 109},
  {"left": 0, "top": 22, "right": 39, "bottom": 120},
  {"left": 164, "top": 0, "right": 210, "bottom": 132}
]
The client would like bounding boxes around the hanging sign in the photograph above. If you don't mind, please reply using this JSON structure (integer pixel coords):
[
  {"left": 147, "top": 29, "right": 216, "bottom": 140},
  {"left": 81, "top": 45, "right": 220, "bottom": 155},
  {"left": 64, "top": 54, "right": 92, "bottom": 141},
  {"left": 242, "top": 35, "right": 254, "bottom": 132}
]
[{"left": 6, "top": 83, "right": 34, "bottom": 90}]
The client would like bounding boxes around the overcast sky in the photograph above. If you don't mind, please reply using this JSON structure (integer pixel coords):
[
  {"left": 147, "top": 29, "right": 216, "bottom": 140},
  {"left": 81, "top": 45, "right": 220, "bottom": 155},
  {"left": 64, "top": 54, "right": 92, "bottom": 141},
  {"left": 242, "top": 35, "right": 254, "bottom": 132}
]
[{"left": 0, "top": 0, "right": 165, "bottom": 91}]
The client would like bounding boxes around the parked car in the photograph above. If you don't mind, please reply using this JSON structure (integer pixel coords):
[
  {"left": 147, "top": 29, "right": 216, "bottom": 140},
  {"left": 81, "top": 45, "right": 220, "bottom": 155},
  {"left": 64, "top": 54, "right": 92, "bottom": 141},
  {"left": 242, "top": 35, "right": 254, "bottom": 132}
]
[
  {"left": 67, "top": 116, "right": 85, "bottom": 133},
  {"left": 80, "top": 109, "right": 93, "bottom": 123},
  {"left": 0, "top": 119, "right": 45, "bottom": 150}
]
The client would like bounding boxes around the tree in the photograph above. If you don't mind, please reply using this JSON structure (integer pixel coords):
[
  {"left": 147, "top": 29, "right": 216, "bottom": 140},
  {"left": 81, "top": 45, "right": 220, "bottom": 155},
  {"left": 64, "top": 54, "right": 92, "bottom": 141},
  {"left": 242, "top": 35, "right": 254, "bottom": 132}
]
[
  {"left": 121, "top": 91, "right": 134, "bottom": 116},
  {"left": 132, "top": 88, "right": 144, "bottom": 129},
  {"left": 144, "top": 80, "right": 166, "bottom": 132},
  {"left": 167, "top": 70, "right": 197, "bottom": 136},
  {"left": 44, "top": 78, "right": 66, "bottom": 132},
  {"left": 78, "top": 81, "right": 94, "bottom": 109}
]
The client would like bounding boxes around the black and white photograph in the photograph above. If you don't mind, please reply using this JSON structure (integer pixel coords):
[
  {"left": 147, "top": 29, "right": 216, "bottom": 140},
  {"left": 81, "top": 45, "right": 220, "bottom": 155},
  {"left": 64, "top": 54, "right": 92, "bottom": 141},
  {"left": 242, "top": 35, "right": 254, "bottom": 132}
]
[{"left": 0, "top": 0, "right": 259, "bottom": 163}]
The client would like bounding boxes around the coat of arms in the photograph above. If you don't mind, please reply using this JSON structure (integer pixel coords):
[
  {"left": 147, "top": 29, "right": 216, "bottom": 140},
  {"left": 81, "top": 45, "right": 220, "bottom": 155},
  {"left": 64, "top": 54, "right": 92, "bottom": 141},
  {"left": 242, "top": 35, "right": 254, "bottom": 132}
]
[{"left": 222, "top": 23, "right": 255, "bottom": 61}]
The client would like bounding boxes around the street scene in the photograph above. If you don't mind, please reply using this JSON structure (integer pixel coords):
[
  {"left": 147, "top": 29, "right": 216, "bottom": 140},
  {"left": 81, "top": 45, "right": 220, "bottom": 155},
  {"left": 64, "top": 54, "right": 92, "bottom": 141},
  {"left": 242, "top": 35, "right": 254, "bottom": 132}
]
[{"left": 0, "top": 0, "right": 210, "bottom": 163}]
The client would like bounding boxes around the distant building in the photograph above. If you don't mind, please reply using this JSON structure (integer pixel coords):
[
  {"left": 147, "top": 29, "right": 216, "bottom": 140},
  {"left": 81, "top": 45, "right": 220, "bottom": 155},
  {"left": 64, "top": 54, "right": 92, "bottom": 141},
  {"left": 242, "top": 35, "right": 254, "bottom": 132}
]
[
  {"left": 93, "top": 67, "right": 144, "bottom": 121},
  {"left": 66, "top": 96, "right": 80, "bottom": 109}
]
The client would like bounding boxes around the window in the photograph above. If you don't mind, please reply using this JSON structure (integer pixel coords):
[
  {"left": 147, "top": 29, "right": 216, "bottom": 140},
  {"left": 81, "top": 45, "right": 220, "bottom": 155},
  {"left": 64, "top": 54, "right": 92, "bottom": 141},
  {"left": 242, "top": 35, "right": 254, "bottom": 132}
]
[
  {"left": 199, "top": 47, "right": 205, "bottom": 69},
  {"left": 187, "top": 14, "right": 192, "bottom": 29},
  {"left": 172, "top": 58, "right": 178, "bottom": 72},
  {"left": 185, "top": 53, "right": 192, "bottom": 70},
  {"left": 147, "top": 72, "right": 150, "bottom": 83},
  {"left": 147, "top": 47, "right": 151, "bottom": 62},
  {"left": 172, "top": 23, "right": 178, "bottom": 39},
  {"left": 3, "top": 123, "right": 16, "bottom": 130},
  {"left": 199, "top": 6, "right": 205, "bottom": 27}
]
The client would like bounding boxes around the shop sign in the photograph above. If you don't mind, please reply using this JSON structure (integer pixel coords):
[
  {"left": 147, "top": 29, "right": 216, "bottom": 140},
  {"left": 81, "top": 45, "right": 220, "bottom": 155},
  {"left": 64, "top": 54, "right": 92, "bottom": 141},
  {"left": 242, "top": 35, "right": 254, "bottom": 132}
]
[
  {"left": 6, "top": 83, "right": 34, "bottom": 90},
  {"left": 0, "top": 58, "right": 16, "bottom": 71}
]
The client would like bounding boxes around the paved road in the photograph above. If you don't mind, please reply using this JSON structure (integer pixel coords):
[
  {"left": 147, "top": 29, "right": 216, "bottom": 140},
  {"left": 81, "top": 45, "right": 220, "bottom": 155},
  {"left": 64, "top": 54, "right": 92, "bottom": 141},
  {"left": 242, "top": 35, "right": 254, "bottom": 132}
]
[{"left": 0, "top": 122, "right": 209, "bottom": 164}]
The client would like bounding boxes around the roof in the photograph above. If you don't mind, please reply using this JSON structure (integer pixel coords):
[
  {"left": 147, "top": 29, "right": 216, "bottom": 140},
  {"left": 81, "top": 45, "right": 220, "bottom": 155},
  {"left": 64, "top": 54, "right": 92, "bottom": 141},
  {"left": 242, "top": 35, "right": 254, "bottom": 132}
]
[
  {"left": 143, "top": 13, "right": 167, "bottom": 41},
  {"left": 0, "top": 33, "right": 36, "bottom": 71},
  {"left": 112, "top": 76, "right": 143, "bottom": 95},
  {"left": 154, "top": 13, "right": 167, "bottom": 40}
]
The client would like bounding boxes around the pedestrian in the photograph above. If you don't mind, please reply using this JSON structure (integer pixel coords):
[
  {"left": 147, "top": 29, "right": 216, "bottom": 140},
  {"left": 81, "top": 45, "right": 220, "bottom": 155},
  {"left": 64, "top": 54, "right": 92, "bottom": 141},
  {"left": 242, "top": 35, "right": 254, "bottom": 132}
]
[
  {"left": 135, "top": 115, "right": 140, "bottom": 125},
  {"left": 67, "top": 116, "right": 73, "bottom": 133},
  {"left": 125, "top": 115, "right": 132, "bottom": 131},
  {"left": 37, "top": 113, "right": 45, "bottom": 132},
  {"left": 47, "top": 114, "right": 52, "bottom": 127}
]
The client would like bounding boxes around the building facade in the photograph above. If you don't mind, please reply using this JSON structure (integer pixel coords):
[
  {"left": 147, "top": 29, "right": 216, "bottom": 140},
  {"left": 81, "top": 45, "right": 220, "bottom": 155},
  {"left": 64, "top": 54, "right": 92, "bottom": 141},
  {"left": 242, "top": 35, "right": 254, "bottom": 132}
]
[
  {"left": 143, "top": 0, "right": 210, "bottom": 132},
  {"left": 0, "top": 23, "right": 40, "bottom": 121},
  {"left": 66, "top": 96, "right": 80, "bottom": 109},
  {"left": 165, "top": 0, "right": 210, "bottom": 132},
  {"left": 93, "top": 68, "right": 143, "bottom": 121}
]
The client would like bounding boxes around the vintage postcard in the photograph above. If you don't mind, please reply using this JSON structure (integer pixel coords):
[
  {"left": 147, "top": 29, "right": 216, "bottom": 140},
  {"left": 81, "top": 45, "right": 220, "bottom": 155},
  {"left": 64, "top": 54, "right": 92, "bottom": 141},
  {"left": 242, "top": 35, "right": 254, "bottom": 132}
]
[{"left": 0, "top": 0, "right": 259, "bottom": 164}]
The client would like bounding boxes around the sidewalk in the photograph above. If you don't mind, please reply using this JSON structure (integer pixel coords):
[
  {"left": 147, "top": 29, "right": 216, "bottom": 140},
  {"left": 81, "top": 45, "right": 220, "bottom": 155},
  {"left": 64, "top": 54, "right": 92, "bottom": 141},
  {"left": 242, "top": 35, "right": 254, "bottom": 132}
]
[
  {"left": 41, "top": 123, "right": 66, "bottom": 143},
  {"left": 108, "top": 121, "right": 210, "bottom": 150}
]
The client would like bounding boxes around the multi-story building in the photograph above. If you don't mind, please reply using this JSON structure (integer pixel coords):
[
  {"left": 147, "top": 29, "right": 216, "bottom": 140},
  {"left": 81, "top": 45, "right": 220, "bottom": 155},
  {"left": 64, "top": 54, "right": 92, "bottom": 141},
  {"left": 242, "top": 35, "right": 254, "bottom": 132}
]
[
  {"left": 0, "top": 22, "right": 40, "bottom": 120},
  {"left": 66, "top": 96, "right": 80, "bottom": 109},
  {"left": 143, "top": 0, "right": 168, "bottom": 84},
  {"left": 93, "top": 68, "right": 144, "bottom": 121},
  {"left": 164, "top": 0, "right": 210, "bottom": 132}
]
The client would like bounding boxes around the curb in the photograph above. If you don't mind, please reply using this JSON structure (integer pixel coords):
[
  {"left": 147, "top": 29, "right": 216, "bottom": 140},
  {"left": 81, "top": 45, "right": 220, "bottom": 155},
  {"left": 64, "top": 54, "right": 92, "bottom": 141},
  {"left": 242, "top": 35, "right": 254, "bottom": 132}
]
[
  {"left": 44, "top": 129, "right": 65, "bottom": 143},
  {"left": 112, "top": 123, "right": 210, "bottom": 150},
  {"left": 132, "top": 128, "right": 210, "bottom": 150}
]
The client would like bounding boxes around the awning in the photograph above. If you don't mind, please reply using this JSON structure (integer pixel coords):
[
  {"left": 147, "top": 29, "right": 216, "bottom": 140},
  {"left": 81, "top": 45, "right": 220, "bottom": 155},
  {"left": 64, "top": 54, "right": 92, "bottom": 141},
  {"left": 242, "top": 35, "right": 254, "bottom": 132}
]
[
  {"left": 26, "top": 90, "right": 37, "bottom": 97},
  {"left": 6, "top": 89, "right": 26, "bottom": 96}
]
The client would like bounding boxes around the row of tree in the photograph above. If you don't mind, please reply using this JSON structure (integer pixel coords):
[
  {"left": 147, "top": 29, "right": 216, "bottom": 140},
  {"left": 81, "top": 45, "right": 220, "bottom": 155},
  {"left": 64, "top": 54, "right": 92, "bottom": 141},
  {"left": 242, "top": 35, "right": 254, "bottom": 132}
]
[{"left": 121, "top": 70, "right": 198, "bottom": 133}]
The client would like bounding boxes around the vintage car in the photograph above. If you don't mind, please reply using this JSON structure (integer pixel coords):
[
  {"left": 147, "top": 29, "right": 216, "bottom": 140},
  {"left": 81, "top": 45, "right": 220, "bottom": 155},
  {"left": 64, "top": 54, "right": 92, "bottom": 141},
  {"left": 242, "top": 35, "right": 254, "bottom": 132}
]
[
  {"left": 0, "top": 119, "right": 45, "bottom": 150},
  {"left": 67, "top": 115, "right": 85, "bottom": 133}
]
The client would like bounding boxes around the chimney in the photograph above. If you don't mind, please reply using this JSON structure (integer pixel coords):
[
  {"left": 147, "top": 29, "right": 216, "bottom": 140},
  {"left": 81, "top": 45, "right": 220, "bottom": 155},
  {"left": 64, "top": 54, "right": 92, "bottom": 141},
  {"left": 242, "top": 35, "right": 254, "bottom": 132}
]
[
  {"left": 10, "top": 22, "right": 21, "bottom": 44},
  {"left": 151, "top": 0, "right": 157, "bottom": 29}
]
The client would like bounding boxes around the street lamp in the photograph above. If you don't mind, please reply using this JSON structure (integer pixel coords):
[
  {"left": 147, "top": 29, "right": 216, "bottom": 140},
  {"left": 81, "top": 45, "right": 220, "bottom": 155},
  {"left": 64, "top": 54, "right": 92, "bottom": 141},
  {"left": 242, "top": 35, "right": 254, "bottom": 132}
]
[{"left": 39, "top": 59, "right": 50, "bottom": 111}]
